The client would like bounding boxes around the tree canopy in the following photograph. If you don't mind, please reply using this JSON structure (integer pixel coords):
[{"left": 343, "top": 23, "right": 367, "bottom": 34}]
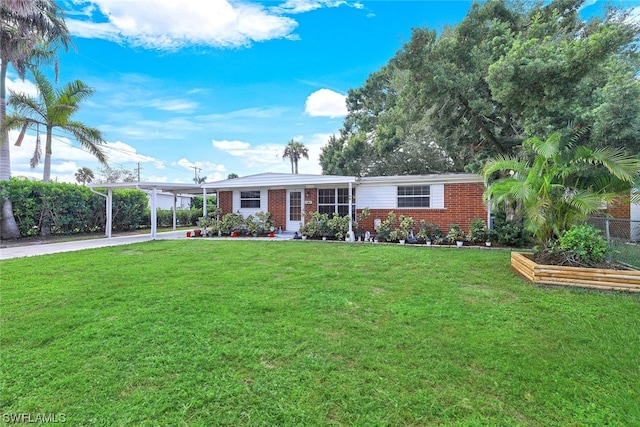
[{"left": 320, "top": 0, "right": 640, "bottom": 176}]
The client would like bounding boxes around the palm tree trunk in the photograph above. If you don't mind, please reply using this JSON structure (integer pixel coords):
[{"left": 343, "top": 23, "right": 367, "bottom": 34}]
[
  {"left": 43, "top": 128, "right": 53, "bottom": 182},
  {"left": 0, "top": 61, "right": 21, "bottom": 239}
]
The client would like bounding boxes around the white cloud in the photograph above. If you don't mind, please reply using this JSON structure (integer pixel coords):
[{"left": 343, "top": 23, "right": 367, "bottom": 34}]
[
  {"left": 66, "top": 0, "right": 299, "bottom": 49},
  {"left": 6, "top": 73, "right": 38, "bottom": 97},
  {"left": 145, "top": 98, "right": 199, "bottom": 112},
  {"left": 212, "top": 139, "right": 251, "bottom": 153},
  {"left": 305, "top": 89, "right": 347, "bottom": 118},
  {"left": 102, "top": 141, "right": 164, "bottom": 168},
  {"left": 175, "top": 158, "right": 226, "bottom": 172}
]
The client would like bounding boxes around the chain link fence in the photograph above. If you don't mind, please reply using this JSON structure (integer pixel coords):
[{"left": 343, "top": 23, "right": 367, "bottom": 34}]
[{"left": 587, "top": 217, "right": 640, "bottom": 269}]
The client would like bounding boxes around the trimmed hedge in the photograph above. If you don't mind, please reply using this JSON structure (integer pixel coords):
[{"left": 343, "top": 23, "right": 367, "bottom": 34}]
[{"left": 0, "top": 178, "right": 201, "bottom": 238}]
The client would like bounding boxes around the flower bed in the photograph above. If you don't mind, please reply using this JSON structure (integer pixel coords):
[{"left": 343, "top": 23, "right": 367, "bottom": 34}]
[{"left": 511, "top": 252, "right": 640, "bottom": 293}]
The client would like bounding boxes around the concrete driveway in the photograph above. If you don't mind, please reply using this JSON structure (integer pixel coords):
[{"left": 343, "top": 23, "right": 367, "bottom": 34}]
[{"left": 0, "top": 231, "right": 187, "bottom": 260}]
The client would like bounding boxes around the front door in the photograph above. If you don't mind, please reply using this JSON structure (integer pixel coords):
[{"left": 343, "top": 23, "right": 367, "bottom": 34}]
[{"left": 286, "top": 190, "right": 303, "bottom": 232}]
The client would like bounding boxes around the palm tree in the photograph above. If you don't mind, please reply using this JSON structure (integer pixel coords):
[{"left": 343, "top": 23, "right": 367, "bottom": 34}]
[
  {"left": 1, "top": 0, "right": 71, "bottom": 238},
  {"left": 483, "top": 132, "right": 640, "bottom": 246},
  {"left": 282, "top": 140, "right": 309, "bottom": 174},
  {"left": 75, "top": 167, "right": 94, "bottom": 185},
  {"left": 5, "top": 69, "right": 108, "bottom": 182}
]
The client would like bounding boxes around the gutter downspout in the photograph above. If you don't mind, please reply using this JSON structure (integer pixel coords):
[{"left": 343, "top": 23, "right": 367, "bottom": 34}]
[
  {"left": 90, "top": 187, "right": 112, "bottom": 238},
  {"left": 348, "top": 181, "right": 355, "bottom": 242}
]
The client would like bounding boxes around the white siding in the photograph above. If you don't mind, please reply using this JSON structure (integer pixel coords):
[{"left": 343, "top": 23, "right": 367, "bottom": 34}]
[
  {"left": 356, "top": 186, "right": 396, "bottom": 209},
  {"left": 430, "top": 184, "right": 444, "bottom": 209},
  {"left": 147, "top": 193, "right": 192, "bottom": 210},
  {"left": 356, "top": 184, "right": 444, "bottom": 209},
  {"left": 233, "top": 190, "right": 268, "bottom": 217}
]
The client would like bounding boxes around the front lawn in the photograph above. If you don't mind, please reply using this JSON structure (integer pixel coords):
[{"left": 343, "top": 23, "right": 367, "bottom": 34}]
[{"left": 1, "top": 241, "right": 639, "bottom": 425}]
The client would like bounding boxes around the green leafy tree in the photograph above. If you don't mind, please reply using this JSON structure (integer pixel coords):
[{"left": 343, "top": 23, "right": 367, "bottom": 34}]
[
  {"left": 5, "top": 69, "right": 107, "bottom": 182},
  {"left": 487, "top": 2, "right": 640, "bottom": 153},
  {"left": 483, "top": 132, "right": 640, "bottom": 247},
  {"left": 282, "top": 140, "right": 309, "bottom": 174},
  {"left": 0, "top": 0, "right": 71, "bottom": 238},
  {"left": 321, "top": 0, "right": 640, "bottom": 176},
  {"left": 75, "top": 167, "right": 94, "bottom": 186},
  {"left": 98, "top": 165, "right": 136, "bottom": 183}
]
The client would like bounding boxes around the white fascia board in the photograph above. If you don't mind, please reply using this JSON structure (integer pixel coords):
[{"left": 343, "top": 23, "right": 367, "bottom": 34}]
[
  {"left": 203, "top": 173, "right": 357, "bottom": 190},
  {"left": 357, "top": 173, "right": 483, "bottom": 186},
  {"left": 88, "top": 182, "right": 202, "bottom": 194}
]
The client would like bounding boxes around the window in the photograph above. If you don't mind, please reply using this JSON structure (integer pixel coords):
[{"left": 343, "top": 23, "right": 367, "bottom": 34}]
[
  {"left": 397, "top": 185, "right": 430, "bottom": 208},
  {"left": 240, "top": 190, "right": 261, "bottom": 208},
  {"left": 318, "top": 188, "right": 355, "bottom": 217}
]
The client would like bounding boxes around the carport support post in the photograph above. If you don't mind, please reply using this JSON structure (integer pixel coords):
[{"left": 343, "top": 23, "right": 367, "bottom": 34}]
[
  {"left": 150, "top": 187, "right": 157, "bottom": 239},
  {"left": 106, "top": 189, "right": 113, "bottom": 238},
  {"left": 202, "top": 188, "right": 208, "bottom": 218}
]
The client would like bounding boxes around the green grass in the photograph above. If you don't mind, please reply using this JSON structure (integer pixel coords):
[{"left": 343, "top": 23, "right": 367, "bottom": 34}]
[{"left": 1, "top": 241, "right": 639, "bottom": 426}]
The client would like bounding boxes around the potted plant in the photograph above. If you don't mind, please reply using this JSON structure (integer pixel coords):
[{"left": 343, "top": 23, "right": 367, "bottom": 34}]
[
  {"left": 447, "top": 224, "right": 466, "bottom": 247},
  {"left": 485, "top": 228, "right": 494, "bottom": 246},
  {"left": 395, "top": 215, "right": 415, "bottom": 244},
  {"left": 417, "top": 220, "right": 442, "bottom": 245},
  {"left": 245, "top": 215, "right": 259, "bottom": 237}
]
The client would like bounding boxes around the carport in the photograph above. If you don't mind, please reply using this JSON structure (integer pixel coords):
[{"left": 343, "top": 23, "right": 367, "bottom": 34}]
[{"left": 88, "top": 182, "right": 212, "bottom": 239}]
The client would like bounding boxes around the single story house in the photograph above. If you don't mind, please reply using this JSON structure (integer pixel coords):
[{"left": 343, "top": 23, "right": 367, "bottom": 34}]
[
  {"left": 202, "top": 172, "right": 489, "bottom": 235},
  {"left": 148, "top": 191, "right": 193, "bottom": 210}
]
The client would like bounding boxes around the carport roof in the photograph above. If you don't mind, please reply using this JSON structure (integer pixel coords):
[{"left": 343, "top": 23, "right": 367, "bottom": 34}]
[{"left": 88, "top": 181, "right": 204, "bottom": 195}]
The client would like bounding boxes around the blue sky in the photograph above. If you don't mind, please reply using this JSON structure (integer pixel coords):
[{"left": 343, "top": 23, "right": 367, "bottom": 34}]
[{"left": 6, "top": 0, "right": 639, "bottom": 184}]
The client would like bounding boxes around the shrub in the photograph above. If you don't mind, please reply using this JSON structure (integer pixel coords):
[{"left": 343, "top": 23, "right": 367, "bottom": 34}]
[
  {"left": 327, "top": 213, "right": 350, "bottom": 240},
  {"left": 446, "top": 224, "right": 465, "bottom": 243},
  {"left": 552, "top": 224, "right": 609, "bottom": 264},
  {"left": 416, "top": 220, "right": 442, "bottom": 243},
  {"left": 220, "top": 212, "right": 244, "bottom": 235},
  {"left": 376, "top": 211, "right": 397, "bottom": 242},
  {"left": 493, "top": 215, "right": 527, "bottom": 247},
  {"left": 112, "top": 190, "right": 148, "bottom": 231},
  {"left": 2, "top": 178, "right": 105, "bottom": 236},
  {"left": 467, "top": 218, "right": 488, "bottom": 244}
]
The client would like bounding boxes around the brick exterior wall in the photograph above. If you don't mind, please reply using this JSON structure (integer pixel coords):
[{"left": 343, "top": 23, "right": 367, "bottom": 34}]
[
  {"left": 303, "top": 188, "right": 318, "bottom": 217},
  {"left": 217, "top": 182, "right": 488, "bottom": 233},
  {"left": 219, "top": 191, "right": 233, "bottom": 215},
  {"left": 606, "top": 193, "right": 631, "bottom": 219},
  {"left": 268, "top": 189, "right": 287, "bottom": 231},
  {"left": 356, "top": 182, "right": 487, "bottom": 234}
]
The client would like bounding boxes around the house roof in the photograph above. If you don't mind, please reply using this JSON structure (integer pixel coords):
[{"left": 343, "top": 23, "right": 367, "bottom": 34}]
[
  {"left": 202, "top": 173, "right": 357, "bottom": 190},
  {"left": 203, "top": 172, "right": 483, "bottom": 190},
  {"left": 87, "top": 172, "right": 484, "bottom": 194}
]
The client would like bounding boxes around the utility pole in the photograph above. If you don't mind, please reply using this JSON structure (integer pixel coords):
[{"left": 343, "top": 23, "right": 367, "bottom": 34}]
[
  {"left": 134, "top": 162, "right": 142, "bottom": 181},
  {"left": 190, "top": 165, "right": 201, "bottom": 183}
]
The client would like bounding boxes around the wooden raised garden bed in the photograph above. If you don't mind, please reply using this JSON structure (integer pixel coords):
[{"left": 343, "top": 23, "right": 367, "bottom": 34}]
[{"left": 511, "top": 252, "right": 640, "bottom": 293}]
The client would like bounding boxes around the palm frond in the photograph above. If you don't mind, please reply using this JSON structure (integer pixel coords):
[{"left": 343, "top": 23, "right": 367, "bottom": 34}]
[{"left": 30, "top": 134, "right": 41, "bottom": 168}]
